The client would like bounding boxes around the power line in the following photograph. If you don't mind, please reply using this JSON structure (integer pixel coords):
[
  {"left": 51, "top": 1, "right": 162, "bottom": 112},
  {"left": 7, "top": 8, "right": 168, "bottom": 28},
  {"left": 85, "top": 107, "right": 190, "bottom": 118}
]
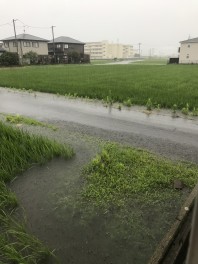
[
  {"left": 16, "top": 19, "right": 50, "bottom": 29},
  {"left": 0, "top": 22, "right": 12, "bottom": 27}
]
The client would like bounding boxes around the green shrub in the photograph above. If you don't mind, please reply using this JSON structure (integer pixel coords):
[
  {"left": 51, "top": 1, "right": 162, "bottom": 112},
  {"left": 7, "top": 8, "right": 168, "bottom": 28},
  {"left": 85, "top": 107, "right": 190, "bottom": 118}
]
[
  {"left": 23, "top": 51, "right": 38, "bottom": 64},
  {"left": 0, "top": 52, "right": 19, "bottom": 66}
]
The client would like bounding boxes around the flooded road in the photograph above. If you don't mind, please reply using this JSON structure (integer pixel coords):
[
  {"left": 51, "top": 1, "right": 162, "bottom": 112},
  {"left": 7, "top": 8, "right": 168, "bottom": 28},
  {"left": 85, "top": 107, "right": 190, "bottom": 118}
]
[
  {"left": 1, "top": 87, "right": 198, "bottom": 263},
  {"left": 0, "top": 87, "right": 197, "bottom": 149}
]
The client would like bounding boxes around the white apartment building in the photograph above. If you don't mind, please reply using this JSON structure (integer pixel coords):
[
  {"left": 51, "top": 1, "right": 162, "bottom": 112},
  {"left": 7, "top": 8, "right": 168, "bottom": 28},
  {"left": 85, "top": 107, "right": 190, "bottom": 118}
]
[
  {"left": 179, "top": 37, "right": 198, "bottom": 64},
  {"left": 84, "top": 41, "right": 133, "bottom": 60}
]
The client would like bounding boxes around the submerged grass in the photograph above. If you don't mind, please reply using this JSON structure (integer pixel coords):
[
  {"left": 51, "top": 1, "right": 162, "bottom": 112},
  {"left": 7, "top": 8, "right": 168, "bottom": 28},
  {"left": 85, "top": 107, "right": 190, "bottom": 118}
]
[
  {"left": 0, "top": 121, "right": 73, "bottom": 263},
  {"left": 0, "top": 64, "right": 198, "bottom": 109}
]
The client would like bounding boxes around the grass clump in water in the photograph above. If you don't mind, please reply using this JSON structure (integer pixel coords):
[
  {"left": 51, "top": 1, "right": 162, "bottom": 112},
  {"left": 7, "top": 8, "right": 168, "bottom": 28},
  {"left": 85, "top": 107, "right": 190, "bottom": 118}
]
[
  {"left": 0, "top": 121, "right": 74, "bottom": 263},
  {"left": 5, "top": 113, "right": 57, "bottom": 131},
  {"left": 82, "top": 143, "right": 198, "bottom": 208}
]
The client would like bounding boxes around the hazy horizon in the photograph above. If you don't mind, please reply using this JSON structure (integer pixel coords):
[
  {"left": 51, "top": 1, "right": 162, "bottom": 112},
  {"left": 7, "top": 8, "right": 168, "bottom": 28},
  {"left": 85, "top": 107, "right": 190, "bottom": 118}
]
[{"left": 1, "top": 0, "right": 197, "bottom": 56}]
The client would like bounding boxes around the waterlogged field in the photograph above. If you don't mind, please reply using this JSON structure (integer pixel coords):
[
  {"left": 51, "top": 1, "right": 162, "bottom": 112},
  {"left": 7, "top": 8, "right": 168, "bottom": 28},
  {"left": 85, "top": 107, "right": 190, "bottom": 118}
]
[
  {"left": 0, "top": 121, "right": 73, "bottom": 263},
  {"left": 0, "top": 64, "right": 198, "bottom": 109}
]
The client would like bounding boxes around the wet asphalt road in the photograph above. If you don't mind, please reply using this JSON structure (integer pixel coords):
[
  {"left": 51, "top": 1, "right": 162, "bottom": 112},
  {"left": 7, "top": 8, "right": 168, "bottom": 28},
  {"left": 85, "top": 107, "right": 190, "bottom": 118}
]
[{"left": 0, "top": 87, "right": 198, "bottom": 158}]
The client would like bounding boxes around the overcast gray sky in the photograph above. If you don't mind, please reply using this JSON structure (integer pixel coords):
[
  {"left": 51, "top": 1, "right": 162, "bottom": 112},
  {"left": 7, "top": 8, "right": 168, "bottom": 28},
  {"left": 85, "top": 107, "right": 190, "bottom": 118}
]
[{"left": 1, "top": 0, "right": 198, "bottom": 56}]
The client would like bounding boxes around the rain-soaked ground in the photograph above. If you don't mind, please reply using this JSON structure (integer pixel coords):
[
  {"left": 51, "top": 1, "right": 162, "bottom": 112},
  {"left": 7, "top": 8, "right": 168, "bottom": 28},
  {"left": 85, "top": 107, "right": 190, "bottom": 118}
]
[
  {"left": 10, "top": 124, "right": 194, "bottom": 264},
  {"left": 1, "top": 87, "right": 198, "bottom": 263}
]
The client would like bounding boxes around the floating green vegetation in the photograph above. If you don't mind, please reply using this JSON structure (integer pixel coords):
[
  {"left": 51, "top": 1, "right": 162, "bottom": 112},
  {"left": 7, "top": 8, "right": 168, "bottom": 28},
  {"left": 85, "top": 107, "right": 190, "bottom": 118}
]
[
  {"left": 0, "top": 121, "right": 73, "bottom": 263},
  {"left": 5, "top": 113, "right": 57, "bottom": 131},
  {"left": 82, "top": 143, "right": 198, "bottom": 209}
]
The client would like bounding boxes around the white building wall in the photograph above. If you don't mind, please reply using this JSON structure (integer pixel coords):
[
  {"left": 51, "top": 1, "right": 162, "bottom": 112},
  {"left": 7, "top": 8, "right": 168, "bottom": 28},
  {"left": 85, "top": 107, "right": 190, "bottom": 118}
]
[
  {"left": 179, "top": 42, "right": 198, "bottom": 64},
  {"left": 84, "top": 41, "right": 133, "bottom": 59}
]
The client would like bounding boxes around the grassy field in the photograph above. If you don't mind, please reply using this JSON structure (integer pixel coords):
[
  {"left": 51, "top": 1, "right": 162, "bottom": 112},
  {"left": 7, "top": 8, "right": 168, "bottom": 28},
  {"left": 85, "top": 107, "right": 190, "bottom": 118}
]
[
  {"left": 0, "top": 64, "right": 198, "bottom": 110},
  {"left": 0, "top": 121, "right": 73, "bottom": 263}
]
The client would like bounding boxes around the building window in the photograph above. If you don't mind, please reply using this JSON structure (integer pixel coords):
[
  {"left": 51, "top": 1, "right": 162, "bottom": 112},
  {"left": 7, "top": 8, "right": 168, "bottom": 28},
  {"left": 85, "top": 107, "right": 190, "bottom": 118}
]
[
  {"left": 13, "top": 41, "right": 17, "bottom": 47},
  {"left": 23, "top": 41, "right": 31, "bottom": 47},
  {"left": 56, "top": 44, "right": 61, "bottom": 48},
  {"left": 32, "top": 42, "right": 39, "bottom": 48},
  {"left": 4, "top": 42, "right": 9, "bottom": 48},
  {"left": 186, "top": 54, "right": 189, "bottom": 59},
  {"left": 64, "top": 44, "right": 68, "bottom": 49},
  {"left": 188, "top": 44, "right": 190, "bottom": 48}
]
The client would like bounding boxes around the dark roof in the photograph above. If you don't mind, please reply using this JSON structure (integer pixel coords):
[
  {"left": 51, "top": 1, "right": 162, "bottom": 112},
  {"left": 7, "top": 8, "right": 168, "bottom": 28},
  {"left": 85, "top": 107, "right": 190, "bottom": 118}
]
[
  {"left": 180, "top": 37, "right": 198, "bottom": 44},
  {"left": 48, "top": 36, "right": 84, "bottom": 44},
  {"left": 1, "top": 34, "right": 49, "bottom": 42}
]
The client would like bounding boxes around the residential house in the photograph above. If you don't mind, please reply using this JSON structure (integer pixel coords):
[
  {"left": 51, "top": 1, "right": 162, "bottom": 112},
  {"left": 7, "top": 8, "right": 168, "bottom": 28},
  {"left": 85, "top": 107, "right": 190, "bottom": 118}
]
[
  {"left": 1, "top": 34, "right": 49, "bottom": 58},
  {"left": 84, "top": 41, "right": 134, "bottom": 60},
  {"left": 179, "top": 37, "right": 198, "bottom": 64},
  {"left": 48, "top": 36, "right": 85, "bottom": 63}
]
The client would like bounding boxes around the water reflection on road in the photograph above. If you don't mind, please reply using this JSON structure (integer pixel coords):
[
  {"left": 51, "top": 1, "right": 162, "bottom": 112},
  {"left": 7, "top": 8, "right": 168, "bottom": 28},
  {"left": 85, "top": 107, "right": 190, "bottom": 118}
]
[{"left": 0, "top": 87, "right": 197, "bottom": 147}]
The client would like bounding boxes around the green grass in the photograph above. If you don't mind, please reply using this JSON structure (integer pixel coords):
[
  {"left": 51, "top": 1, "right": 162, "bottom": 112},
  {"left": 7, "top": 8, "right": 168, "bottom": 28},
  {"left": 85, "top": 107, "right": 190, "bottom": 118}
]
[
  {"left": 5, "top": 114, "right": 57, "bottom": 130},
  {"left": 0, "top": 121, "right": 73, "bottom": 263},
  {"left": 82, "top": 143, "right": 198, "bottom": 208},
  {"left": 0, "top": 64, "right": 198, "bottom": 109}
]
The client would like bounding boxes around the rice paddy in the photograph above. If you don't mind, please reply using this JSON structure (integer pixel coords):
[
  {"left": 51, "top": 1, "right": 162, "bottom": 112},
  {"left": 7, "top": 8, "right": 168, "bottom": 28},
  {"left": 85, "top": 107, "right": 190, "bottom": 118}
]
[
  {"left": 0, "top": 63, "right": 198, "bottom": 110},
  {"left": 0, "top": 121, "right": 73, "bottom": 263}
]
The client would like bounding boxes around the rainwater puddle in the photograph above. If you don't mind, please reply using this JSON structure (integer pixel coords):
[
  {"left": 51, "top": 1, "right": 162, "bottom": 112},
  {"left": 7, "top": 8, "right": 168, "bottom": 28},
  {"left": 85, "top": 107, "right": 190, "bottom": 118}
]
[{"left": 11, "top": 154, "right": 191, "bottom": 264}]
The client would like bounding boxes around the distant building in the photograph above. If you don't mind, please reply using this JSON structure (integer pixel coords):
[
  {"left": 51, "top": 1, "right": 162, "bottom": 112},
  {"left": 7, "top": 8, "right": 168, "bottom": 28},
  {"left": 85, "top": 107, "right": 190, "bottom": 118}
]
[
  {"left": 48, "top": 36, "right": 85, "bottom": 63},
  {"left": 84, "top": 41, "right": 134, "bottom": 60},
  {"left": 179, "top": 37, "right": 198, "bottom": 64},
  {"left": 0, "top": 34, "right": 49, "bottom": 58}
]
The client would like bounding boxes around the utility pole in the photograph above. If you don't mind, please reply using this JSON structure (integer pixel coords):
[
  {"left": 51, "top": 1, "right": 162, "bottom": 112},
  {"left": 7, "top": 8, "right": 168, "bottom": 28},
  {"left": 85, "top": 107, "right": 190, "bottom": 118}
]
[
  {"left": 12, "top": 19, "right": 18, "bottom": 55},
  {"left": 138, "top": 43, "right": 141, "bottom": 58},
  {"left": 51, "top": 26, "right": 56, "bottom": 63}
]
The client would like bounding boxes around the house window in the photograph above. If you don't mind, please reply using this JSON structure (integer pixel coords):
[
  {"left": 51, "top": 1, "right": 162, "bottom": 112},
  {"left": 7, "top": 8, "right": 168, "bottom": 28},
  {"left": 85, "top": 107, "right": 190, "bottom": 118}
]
[
  {"left": 64, "top": 44, "right": 68, "bottom": 49},
  {"left": 23, "top": 41, "right": 31, "bottom": 47},
  {"left": 4, "top": 42, "right": 9, "bottom": 48},
  {"left": 32, "top": 42, "right": 39, "bottom": 48},
  {"left": 188, "top": 44, "right": 190, "bottom": 48},
  {"left": 13, "top": 41, "right": 17, "bottom": 47},
  {"left": 186, "top": 54, "right": 189, "bottom": 59},
  {"left": 56, "top": 44, "right": 61, "bottom": 48}
]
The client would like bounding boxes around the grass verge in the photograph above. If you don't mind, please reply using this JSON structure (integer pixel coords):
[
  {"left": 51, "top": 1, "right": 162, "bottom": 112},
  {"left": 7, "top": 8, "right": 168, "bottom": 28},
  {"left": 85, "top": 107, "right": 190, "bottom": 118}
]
[{"left": 0, "top": 121, "right": 73, "bottom": 263}]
